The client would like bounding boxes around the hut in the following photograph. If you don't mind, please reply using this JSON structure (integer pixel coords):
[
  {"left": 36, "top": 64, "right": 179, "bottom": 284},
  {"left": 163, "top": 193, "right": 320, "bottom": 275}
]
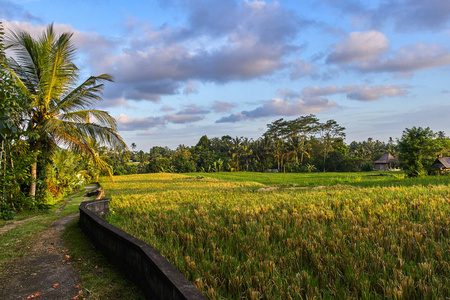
[
  {"left": 431, "top": 157, "right": 450, "bottom": 174},
  {"left": 373, "top": 153, "right": 398, "bottom": 171}
]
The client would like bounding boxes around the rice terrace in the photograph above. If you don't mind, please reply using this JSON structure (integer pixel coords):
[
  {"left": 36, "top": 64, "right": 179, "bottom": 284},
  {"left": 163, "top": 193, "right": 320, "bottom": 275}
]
[{"left": 101, "top": 172, "right": 450, "bottom": 299}]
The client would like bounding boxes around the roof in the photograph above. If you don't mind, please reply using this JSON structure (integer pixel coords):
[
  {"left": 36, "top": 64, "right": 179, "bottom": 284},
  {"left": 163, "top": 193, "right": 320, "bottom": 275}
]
[
  {"left": 432, "top": 157, "right": 450, "bottom": 169},
  {"left": 373, "top": 153, "right": 398, "bottom": 164}
]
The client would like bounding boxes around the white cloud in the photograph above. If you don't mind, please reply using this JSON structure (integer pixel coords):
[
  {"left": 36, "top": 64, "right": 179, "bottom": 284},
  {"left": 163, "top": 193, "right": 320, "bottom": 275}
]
[
  {"left": 327, "top": 31, "right": 390, "bottom": 64},
  {"left": 212, "top": 100, "right": 235, "bottom": 112},
  {"left": 302, "top": 85, "right": 357, "bottom": 98},
  {"left": 347, "top": 85, "right": 409, "bottom": 101}
]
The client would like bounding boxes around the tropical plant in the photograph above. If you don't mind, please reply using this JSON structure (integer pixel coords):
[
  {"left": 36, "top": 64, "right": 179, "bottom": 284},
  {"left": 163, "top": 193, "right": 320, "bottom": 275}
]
[{"left": 5, "top": 24, "right": 126, "bottom": 199}]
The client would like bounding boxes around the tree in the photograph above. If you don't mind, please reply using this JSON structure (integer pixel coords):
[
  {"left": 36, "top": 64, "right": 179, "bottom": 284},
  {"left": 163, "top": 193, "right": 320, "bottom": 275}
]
[
  {"left": 6, "top": 24, "right": 126, "bottom": 198},
  {"left": 1, "top": 22, "right": 36, "bottom": 213},
  {"left": 231, "top": 136, "right": 243, "bottom": 171},
  {"left": 192, "top": 135, "right": 214, "bottom": 171},
  {"left": 172, "top": 145, "right": 196, "bottom": 173},
  {"left": 317, "top": 120, "right": 346, "bottom": 172},
  {"left": 398, "top": 127, "right": 442, "bottom": 177}
]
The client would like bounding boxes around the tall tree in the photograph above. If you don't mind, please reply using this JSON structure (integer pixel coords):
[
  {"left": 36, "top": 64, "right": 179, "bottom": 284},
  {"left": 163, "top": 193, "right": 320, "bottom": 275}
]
[
  {"left": 317, "top": 120, "right": 346, "bottom": 172},
  {"left": 6, "top": 24, "right": 126, "bottom": 198},
  {"left": 398, "top": 127, "right": 441, "bottom": 177}
]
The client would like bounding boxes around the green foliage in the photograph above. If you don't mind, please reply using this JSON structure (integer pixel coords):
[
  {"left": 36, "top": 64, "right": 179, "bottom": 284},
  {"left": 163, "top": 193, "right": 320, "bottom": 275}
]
[
  {"left": 1, "top": 209, "right": 15, "bottom": 220},
  {"left": 398, "top": 127, "right": 441, "bottom": 177},
  {"left": 146, "top": 157, "right": 172, "bottom": 173},
  {"left": 47, "top": 148, "right": 91, "bottom": 198},
  {"left": 5, "top": 24, "right": 126, "bottom": 200},
  {"left": 172, "top": 148, "right": 197, "bottom": 173}
]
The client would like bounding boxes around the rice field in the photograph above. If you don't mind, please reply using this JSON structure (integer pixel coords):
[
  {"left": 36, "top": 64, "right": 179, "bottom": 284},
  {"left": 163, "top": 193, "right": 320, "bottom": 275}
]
[{"left": 101, "top": 173, "right": 450, "bottom": 299}]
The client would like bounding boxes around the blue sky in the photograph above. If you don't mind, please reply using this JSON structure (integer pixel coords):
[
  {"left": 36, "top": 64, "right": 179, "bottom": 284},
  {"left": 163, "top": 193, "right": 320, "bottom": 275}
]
[{"left": 2, "top": 0, "right": 450, "bottom": 150}]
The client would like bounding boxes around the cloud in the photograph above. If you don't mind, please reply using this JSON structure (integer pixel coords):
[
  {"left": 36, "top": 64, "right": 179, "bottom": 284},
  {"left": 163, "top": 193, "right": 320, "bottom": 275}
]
[
  {"left": 347, "top": 85, "right": 409, "bottom": 101},
  {"left": 289, "top": 57, "right": 317, "bottom": 79},
  {"left": 276, "top": 89, "right": 302, "bottom": 99},
  {"left": 375, "top": 0, "right": 450, "bottom": 31},
  {"left": 217, "top": 83, "right": 410, "bottom": 123},
  {"left": 116, "top": 114, "right": 165, "bottom": 131},
  {"left": 178, "top": 104, "right": 209, "bottom": 115},
  {"left": 212, "top": 100, "right": 235, "bottom": 113},
  {"left": 327, "top": 31, "right": 389, "bottom": 64},
  {"left": 165, "top": 114, "right": 204, "bottom": 124},
  {"left": 0, "top": 1, "right": 41, "bottom": 23},
  {"left": 216, "top": 112, "right": 247, "bottom": 123},
  {"left": 216, "top": 97, "right": 337, "bottom": 123},
  {"left": 356, "top": 43, "right": 450, "bottom": 73},
  {"left": 88, "top": 0, "right": 310, "bottom": 102},
  {"left": 302, "top": 85, "right": 357, "bottom": 98},
  {"left": 161, "top": 105, "right": 175, "bottom": 112},
  {"left": 3, "top": 1, "right": 313, "bottom": 104},
  {"left": 116, "top": 104, "right": 208, "bottom": 130},
  {"left": 325, "top": 0, "right": 450, "bottom": 32},
  {"left": 183, "top": 81, "right": 198, "bottom": 94},
  {"left": 327, "top": 31, "right": 450, "bottom": 74}
]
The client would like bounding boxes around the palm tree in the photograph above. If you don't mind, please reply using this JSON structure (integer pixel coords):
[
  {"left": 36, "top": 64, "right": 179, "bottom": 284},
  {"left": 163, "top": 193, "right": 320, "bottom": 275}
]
[
  {"left": 6, "top": 24, "right": 126, "bottom": 198},
  {"left": 231, "top": 136, "right": 242, "bottom": 171}
]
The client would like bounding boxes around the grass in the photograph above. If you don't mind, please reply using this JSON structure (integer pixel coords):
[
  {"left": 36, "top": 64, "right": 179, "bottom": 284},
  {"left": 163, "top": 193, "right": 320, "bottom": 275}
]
[
  {"left": 187, "top": 170, "right": 450, "bottom": 188},
  {"left": 103, "top": 173, "right": 450, "bottom": 299},
  {"left": 0, "top": 187, "right": 145, "bottom": 299}
]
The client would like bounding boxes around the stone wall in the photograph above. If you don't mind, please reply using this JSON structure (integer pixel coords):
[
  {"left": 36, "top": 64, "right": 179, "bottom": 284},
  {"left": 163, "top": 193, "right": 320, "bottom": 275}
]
[{"left": 79, "top": 199, "right": 207, "bottom": 300}]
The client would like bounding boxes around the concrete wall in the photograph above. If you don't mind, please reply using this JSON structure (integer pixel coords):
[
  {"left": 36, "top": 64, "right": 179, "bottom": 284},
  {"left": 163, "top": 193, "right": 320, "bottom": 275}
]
[{"left": 79, "top": 199, "right": 207, "bottom": 300}]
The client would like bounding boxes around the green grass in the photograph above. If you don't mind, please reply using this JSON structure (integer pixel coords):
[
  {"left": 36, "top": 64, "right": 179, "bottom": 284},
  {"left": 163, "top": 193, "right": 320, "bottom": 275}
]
[
  {"left": 186, "top": 171, "right": 450, "bottom": 188},
  {"left": 103, "top": 173, "right": 450, "bottom": 299}
]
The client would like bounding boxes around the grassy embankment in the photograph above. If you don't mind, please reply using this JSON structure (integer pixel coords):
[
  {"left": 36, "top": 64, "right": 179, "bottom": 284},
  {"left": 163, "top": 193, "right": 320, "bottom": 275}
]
[
  {"left": 0, "top": 188, "right": 144, "bottom": 299},
  {"left": 103, "top": 172, "right": 450, "bottom": 299}
]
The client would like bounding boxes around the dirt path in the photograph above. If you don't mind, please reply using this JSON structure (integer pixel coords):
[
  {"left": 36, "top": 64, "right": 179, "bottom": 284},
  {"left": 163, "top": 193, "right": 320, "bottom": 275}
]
[
  {"left": 0, "top": 214, "right": 82, "bottom": 300},
  {"left": 0, "top": 187, "right": 98, "bottom": 299}
]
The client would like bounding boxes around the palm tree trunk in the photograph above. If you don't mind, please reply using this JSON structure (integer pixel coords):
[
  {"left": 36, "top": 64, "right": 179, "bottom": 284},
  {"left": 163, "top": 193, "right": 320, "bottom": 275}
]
[{"left": 29, "top": 140, "right": 41, "bottom": 197}]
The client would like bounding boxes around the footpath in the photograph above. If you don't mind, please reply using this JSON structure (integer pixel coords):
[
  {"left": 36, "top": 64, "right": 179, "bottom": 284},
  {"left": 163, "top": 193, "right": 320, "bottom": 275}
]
[{"left": 0, "top": 185, "right": 97, "bottom": 300}]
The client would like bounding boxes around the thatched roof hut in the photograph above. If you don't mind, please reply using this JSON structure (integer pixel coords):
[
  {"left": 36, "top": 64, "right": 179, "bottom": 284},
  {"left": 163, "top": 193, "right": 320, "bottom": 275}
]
[
  {"left": 373, "top": 153, "right": 398, "bottom": 171},
  {"left": 432, "top": 157, "right": 450, "bottom": 174}
]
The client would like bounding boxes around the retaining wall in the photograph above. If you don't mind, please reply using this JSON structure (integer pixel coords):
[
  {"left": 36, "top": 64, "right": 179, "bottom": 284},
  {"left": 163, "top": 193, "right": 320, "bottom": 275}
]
[{"left": 79, "top": 199, "right": 207, "bottom": 300}]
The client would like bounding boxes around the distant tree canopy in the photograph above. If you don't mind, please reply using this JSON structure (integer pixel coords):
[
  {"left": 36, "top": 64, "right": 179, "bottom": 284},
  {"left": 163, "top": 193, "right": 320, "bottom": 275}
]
[{"left": 108, "top": 115, "right": 449, "bottom": 177}]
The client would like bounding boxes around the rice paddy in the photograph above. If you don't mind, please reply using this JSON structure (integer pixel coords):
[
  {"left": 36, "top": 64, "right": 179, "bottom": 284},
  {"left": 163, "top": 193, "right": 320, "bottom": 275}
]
[{"left": 101, "top": 173, "right": 450, "bottom": 299}]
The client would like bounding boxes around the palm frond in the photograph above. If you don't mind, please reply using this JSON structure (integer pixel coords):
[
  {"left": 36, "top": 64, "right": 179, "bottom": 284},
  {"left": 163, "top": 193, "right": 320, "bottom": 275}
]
[
  {"left": 40, "top": 27, "right": 78, "bottom": 107},
  {"left": 6, "top": 28, "right": 40, "bottom": 82},
  {"left": 0, "top": 21, "right": 5, "bottom": 64},
  {"left": 43, "top": 118, "right": 127, "bottom": 152},
  {"left": 6, "top": 57, "right": 37, "bottom": 97},
  {"left": 42, "top": 118, "right": 114, "bottom": 180},
  {"left": 52, "top": 74, "right": 113, "bottom": 114},
  {"left": 60, "top": 109, "right": 118, "bottom": 129}
]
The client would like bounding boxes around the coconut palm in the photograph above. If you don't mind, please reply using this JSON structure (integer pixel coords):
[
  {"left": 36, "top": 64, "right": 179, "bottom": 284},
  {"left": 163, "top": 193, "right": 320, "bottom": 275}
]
[{"left": 6, "top": 24, "right": 126, "bottom": 197}]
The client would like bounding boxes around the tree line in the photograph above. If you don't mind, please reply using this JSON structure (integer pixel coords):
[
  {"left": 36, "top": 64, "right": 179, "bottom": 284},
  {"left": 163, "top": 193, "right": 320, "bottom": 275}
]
[{"left": 107, "top": 119, "right": 450, "bottom": 178}]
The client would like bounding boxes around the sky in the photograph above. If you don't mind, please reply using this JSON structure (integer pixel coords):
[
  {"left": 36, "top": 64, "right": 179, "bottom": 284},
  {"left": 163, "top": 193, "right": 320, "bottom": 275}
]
[{"left": 2, "top": 0, "right": 450, "bottom": 150}]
